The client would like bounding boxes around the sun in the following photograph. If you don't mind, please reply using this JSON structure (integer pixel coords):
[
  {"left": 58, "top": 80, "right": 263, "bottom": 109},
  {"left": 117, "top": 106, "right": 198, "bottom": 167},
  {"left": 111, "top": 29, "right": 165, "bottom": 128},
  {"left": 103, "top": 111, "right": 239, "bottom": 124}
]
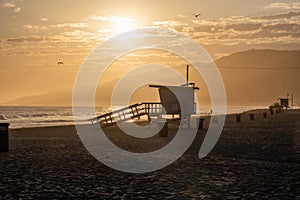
[{"left": 111, "top": 16, "right": 136, "bottom": 34}]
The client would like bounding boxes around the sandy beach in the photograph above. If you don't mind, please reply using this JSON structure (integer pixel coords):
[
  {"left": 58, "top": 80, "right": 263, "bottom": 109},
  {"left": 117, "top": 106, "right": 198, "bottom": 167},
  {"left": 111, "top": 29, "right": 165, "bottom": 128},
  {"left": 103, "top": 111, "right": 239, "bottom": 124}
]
[{"left": 1, "top": 109, "right": 299, "bottom": 199}]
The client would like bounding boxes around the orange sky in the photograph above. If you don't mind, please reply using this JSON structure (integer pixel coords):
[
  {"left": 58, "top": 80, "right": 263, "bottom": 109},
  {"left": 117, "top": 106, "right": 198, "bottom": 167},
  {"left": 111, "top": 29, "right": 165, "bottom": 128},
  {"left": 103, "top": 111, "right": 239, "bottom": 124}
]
[{"left": 0, "top": 0, "right": 299, "bottom": 103}]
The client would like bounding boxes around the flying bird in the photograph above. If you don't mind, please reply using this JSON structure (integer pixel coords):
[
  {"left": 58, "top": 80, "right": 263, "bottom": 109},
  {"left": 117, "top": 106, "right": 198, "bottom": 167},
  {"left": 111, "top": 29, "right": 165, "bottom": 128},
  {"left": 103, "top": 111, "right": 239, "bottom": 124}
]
[
  {"left": 57, "top": 61, "right": 64, "bottom": 65},
  {"left": 192, "top": 13, "right": 202, "bottom": 18}
]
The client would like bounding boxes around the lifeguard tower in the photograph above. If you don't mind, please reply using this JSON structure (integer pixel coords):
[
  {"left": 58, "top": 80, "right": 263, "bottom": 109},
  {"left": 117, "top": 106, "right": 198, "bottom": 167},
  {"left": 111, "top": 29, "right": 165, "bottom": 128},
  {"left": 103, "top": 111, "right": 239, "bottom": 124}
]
[
  {"left": 89, "top": 65, "right": 199, "bottom": 128},
  {"left": 146, "top": 82, "right": 199, "bottom": 127},
  {"left": 278, "top": 98, "right": 289, "bottom": 109}
]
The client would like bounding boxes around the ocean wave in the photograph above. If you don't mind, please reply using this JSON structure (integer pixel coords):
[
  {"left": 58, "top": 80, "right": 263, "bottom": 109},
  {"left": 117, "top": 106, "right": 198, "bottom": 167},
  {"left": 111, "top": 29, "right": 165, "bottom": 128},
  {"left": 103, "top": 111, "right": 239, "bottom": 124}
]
[
  {"left": 5, "top": 113, "right": 71, "bottom": 119},
  {"left": 36, "top": 119, "right": 75, "bottom": 123},
  {"left": 1, "top": 105, "right": 267, "bottom": 129},
  {"left": 8, "top": 115, "right": 20, "bottom": 119},
  {"left": 19, "top": 114, "right": 51, "bottom": 118}
]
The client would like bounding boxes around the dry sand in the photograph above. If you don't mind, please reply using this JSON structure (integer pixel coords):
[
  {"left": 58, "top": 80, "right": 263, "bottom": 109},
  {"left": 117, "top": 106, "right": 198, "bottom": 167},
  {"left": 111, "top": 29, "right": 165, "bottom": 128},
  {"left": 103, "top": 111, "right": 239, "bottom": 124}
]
[{"left": 0, "top": 109, "right": 299, "bottom": 199}]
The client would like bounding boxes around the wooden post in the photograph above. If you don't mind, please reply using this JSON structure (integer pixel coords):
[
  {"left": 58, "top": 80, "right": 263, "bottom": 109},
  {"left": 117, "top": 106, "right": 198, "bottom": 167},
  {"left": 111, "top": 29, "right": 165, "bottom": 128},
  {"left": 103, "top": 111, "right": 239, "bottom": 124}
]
[
  {"left": 0, "top": 123, "right": 10, "bottom": 152},
  {"left": 249, "top": 114, "right": 254, "bottom": 120},
  {"left": 235, "top": 114, "right": 242, "bottom": 122},
  {"left": 263, "top": 112, "right": 267, "bottom": 118},
  {"left": 158, "top": 122, "right": 168, "bottom": 137},
  {"left": 198, "top": 118, "right": 205, "bottom": 129}
]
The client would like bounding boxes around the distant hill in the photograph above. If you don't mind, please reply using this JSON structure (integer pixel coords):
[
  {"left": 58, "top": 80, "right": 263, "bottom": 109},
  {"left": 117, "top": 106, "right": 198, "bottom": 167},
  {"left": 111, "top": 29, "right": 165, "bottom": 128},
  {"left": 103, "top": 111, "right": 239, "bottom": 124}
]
[
  {"left": 6, "top": 89, "right": 73, "bottom": 106},
  {"left": 4, "top": 49, "right": 300, "bottom": 107},
  {"left": 215, "top": 49, "right": 300, "bottom": 106},
  {"left": 215, "top": 49, "right": 300, "bottom": 68}
]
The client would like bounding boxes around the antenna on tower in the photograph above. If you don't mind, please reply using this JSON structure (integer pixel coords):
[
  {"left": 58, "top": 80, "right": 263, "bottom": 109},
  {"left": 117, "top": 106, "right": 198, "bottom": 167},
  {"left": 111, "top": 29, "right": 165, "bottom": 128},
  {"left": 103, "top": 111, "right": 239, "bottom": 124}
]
[{"left": 186, "top": 64, "right": 189, "bottom": 85}]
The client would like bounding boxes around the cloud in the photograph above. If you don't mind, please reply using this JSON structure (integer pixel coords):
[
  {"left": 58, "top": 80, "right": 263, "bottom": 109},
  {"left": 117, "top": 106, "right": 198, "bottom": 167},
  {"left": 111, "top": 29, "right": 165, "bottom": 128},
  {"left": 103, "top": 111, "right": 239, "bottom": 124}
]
[
  {"left": 61, "top": 30, "right": 91, "bottom": 37},
  {"left": 153, "top": 20, "right": 187, "bottom": 27},
  {"left": 22, "top": 24, "right": 34, "bottom": 29},
  {"left": 2, "top": 2, "right": 15, "bottom": 8},
  {"left": 227, "top": 24, "right": 300, "bottom": 41},
  {"left": 88, "top": 15, "right": 134, "bottom": 23},
  {"left": 3, "top": 9, "right": 299, "bottom": 59},
  {"left": 22, "top": 24, "right": 48, "bottom": 31},
  {"left": 192, "top": 25, "right": 224, "bottom": 33},
  {"left": 264, "top": 23, "right": 300, "bottom": 33},
  {"left": 1, "top": 33, "right": 96, "bottom": 57},
  {"left": 179, "top": 14, "right": 187, "bottom": 18},
  {"left": 148, "top": 10, "right": 300, "bottom": 52},
  {"left": 225, "top": 23, "right": 262, "bottom": 32},
  {"left": 3, "top": 2, "right": 21, "bottom": 16},
  {"left": 40, "top": 17, "right": 48, "bottom": 21},
  {"left": 21, "top": 22, "right": 89, "bottom": 32},
  {"left": 49, "top": 23, "right": 88, "bottom": 28},
  {"left": 89, "top": 15, "right": 112, "bottom": 21},
  {"left": 14, "top": 7, "right": 21, "bottom": 13},
  {"left": 6, "top": 36, "right": 55, "bottom": 43},
  {"left": 254, "top": 11, "right": 300, "bottom": 20},
  {"left": 265, "top": 2, "right": 300, "bottom": 10},
  {"left": 58, "top": 30, "right": 101, "bottom": 43}
]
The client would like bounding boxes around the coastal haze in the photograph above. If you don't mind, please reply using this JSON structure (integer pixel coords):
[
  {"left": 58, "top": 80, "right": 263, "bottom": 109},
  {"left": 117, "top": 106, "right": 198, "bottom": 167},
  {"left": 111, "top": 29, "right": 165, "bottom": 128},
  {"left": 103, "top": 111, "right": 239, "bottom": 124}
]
[
  {"left": 0, "top": 0, "right": 299, "bottom": 106},
  {"left": 3, "top": 49, "right": 300, "bottom": 106}
]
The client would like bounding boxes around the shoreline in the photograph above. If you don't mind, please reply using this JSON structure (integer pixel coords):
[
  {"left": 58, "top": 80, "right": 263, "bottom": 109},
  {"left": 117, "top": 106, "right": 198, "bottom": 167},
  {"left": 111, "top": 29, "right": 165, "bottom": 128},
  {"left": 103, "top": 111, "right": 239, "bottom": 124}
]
[
  {"left": 1, "top": 106, "right": 276, "bottom": 129},
  {"left": 8, "top": 108, "right": 300, "bottom": 130}
]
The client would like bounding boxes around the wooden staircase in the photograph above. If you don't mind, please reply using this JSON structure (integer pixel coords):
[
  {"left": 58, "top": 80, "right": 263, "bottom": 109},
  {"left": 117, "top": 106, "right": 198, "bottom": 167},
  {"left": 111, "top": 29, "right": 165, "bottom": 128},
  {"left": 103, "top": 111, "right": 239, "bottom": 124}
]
[
  {"left": 88, "top": 102, "right": 194, "bottom": 128},
  {"left": 88, "top": 103, "right": 147, "bottom": 128}
]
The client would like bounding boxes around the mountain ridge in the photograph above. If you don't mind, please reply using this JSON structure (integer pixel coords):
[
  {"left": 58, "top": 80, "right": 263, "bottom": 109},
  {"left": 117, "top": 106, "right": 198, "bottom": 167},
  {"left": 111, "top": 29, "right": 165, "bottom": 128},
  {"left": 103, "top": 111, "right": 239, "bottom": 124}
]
[
  {"left": 215, "top": 49, "right": 300, "bottom": 68},
  {"left": 4, "top": 49, "right": 300, "bottom": 106}
]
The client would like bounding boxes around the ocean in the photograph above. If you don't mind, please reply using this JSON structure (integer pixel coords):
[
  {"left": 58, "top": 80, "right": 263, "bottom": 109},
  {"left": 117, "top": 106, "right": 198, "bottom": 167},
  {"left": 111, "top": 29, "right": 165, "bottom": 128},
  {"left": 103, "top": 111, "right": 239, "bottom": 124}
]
[{"left": 0, "top": 106, "right": 266, "bottom": 129}]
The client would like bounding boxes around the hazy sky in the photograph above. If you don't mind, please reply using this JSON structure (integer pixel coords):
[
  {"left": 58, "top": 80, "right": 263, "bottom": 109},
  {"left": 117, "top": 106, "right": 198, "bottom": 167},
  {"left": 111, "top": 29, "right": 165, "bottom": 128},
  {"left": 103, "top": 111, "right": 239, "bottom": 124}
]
[{"left": 0, "top": 0, "right": 299, "bottom": 102}]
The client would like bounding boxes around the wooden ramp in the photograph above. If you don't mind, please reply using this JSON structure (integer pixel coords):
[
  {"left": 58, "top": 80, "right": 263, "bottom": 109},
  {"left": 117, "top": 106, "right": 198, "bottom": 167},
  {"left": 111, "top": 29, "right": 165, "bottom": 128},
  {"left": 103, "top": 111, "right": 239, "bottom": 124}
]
[
  {"left": 89, "top": 103, "right": 148, "bottom": 128},
  {"left": 88, "top": 102, "right": 191, "bottom": 128}
]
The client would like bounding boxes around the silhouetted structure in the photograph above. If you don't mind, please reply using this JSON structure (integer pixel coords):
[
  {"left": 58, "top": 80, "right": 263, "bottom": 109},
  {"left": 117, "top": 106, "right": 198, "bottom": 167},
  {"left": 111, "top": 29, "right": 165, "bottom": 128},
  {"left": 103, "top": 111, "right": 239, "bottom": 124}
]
[
  {"left": 90, "top": 65, "right": 200, "bottom": 128},
  {"left": 149, "top": 84, "right": 199, "bottom": 127},
  {"left": 278, "top": 98, "right": 289, "bottom": 109},
  {"left": 0, "top": 123, "right": 10, "bottom": 152}
]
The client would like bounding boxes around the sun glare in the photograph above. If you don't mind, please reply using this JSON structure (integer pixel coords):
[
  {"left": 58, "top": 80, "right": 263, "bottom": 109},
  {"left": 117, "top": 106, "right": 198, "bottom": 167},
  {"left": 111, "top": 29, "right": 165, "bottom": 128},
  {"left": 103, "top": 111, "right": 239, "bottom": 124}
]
[{"left": 111, "top": 16, "right": 136, "bottom": 34}]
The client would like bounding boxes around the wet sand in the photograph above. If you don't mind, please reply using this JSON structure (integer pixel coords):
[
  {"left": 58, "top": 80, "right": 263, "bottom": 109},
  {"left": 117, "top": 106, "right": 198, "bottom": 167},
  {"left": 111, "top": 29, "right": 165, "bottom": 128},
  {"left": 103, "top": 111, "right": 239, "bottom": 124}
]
[{"left": 0, "top": 109, "right": 299, "bottom": 199}]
